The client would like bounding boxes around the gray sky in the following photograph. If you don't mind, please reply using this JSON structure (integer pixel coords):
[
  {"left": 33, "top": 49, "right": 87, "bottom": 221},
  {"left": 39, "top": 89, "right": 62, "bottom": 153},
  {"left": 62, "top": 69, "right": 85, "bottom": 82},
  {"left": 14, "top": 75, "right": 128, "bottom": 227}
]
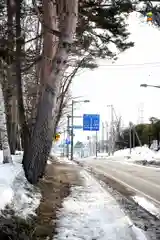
[{"left": 69, "top": 12, "right": 160, "bottom": 142}]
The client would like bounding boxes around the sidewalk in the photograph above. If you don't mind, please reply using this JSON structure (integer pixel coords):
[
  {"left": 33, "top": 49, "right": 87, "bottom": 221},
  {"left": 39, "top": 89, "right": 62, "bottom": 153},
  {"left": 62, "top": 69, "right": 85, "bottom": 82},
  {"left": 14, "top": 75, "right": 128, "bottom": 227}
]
[{"left": 55, "top": 159, "right": 148, "bottom": 240}]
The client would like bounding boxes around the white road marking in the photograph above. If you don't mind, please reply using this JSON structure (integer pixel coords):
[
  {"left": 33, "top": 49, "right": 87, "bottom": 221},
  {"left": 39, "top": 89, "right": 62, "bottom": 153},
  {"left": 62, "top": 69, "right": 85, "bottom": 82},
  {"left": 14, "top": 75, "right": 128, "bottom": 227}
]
[{"left": 93, "top": 163, "right": 160, "bottom": 190}]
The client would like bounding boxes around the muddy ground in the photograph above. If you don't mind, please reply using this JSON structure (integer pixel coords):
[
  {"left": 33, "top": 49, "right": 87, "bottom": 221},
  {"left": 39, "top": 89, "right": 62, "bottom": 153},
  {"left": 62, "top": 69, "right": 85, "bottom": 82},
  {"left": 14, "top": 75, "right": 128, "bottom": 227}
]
[
  {"left": 77, "top": 161, "right": 160, "bottom": 240},
  {"left": 0, "top": 159, "right": 80, "bottom": 240}
]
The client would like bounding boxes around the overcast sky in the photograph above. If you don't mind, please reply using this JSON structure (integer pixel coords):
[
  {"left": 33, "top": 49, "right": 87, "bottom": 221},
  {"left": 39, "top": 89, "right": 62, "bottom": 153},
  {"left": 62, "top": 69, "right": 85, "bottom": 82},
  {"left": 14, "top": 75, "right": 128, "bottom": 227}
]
[{"left": 67, "top": 11, "right": 160, "bottom": 142}]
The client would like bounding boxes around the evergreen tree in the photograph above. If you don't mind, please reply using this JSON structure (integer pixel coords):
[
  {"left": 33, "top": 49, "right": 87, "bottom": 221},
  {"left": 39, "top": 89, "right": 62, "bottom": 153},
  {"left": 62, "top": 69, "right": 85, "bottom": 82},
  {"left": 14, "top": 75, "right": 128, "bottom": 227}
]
[
  {"left": 0, "top": 0, "right": 138, "bottom": 183},
  {"left": 74, "top": 0, "right": 134, "bottom": 66}
]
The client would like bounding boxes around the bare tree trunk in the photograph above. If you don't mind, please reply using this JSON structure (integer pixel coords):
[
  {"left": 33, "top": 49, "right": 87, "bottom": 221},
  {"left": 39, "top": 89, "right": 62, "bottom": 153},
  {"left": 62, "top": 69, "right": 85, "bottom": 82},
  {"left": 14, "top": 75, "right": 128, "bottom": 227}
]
[
  {"left": 5, "top": 66, "right": 18, "bottom": 155},
  {"left": 3, "top": 85, "right": 17, "bottom": 154},
  {"left": 3, "top": 0, "right": 17, "bottom": 155},
  {"left": 0, "top": 84, "right": 12, "bottom": 163},
  {"left": 23, "top": 0, "right": 78, "bottom": 184},
  {"left": 13, "top": 0, "right": 31, "bottom": 157}
]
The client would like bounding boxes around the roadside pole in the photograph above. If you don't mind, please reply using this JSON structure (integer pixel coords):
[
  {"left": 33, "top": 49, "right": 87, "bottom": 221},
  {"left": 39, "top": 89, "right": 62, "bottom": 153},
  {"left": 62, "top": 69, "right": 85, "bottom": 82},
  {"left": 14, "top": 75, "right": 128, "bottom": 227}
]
[
  {"left": 101, "top": 122, "right": 105, "bottom": 153},
  {"left": 129, "top": 122, "right": 132, "bottom": 154},
  {"left": 132, "top": 130, "right": 135, "bottom": 149},
  {"left": 105, "top": 121, "right": 108, "bottom": 153},
  {"left": 71, "top": 100, "right": 74, "bottom": 160},
  {"left": 66, "top": 115, "right": 70, "bottom": 158},
  {"left": 96, "top": 131, "right": 98, "bottom": 157},
  {"left": 111, "top": 105, "right": 114, "bottom": 155},
  {"left": 63, "top": 128, "right": 65, "bottom": 157}
]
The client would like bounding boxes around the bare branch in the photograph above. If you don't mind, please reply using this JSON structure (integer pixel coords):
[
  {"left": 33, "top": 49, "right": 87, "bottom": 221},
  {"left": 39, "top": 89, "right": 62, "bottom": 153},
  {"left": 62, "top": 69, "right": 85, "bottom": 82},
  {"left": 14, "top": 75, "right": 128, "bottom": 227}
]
[
  {"left": 22, "top": 55, "right": 42, "bottom": 72},
  {"left": 25, "top": 33, "right": 43, "bottom": 44}
]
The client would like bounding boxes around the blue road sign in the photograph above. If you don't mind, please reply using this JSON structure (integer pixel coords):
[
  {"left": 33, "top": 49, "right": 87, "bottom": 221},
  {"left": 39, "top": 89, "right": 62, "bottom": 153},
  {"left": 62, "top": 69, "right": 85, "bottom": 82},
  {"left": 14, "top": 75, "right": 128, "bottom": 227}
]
[
  {"left": 69, "top": 125, "right": 83, "bottom": 129},
  {"left": 65, "top": 138, "right": 71, "bottom": 144},
  {"left": 83, "top": 114, "right": 100, "bottom": 131}
]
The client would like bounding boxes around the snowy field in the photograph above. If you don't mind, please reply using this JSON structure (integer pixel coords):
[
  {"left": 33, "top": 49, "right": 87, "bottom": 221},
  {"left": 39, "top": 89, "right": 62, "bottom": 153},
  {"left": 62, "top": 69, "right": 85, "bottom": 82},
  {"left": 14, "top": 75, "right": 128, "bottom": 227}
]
[{"left": 0, "top": 150, "right": 41, "bottom": 218}]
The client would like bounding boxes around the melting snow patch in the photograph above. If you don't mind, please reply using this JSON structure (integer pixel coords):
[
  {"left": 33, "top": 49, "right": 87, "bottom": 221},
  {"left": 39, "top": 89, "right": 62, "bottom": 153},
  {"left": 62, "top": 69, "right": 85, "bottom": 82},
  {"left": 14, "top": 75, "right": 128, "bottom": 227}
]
[
  {"left": 47, "top": 160, "right": 52, "bottom": 164},
  {"left": 131, "top": 225, "right": 148, "bottom": 240},
  {"left": 55, "top": 170, "right": 148, "bottom": 240},
  {"left": 112, "top": 146, "right": 160, "bottom": 164},
  {"left": 11, "top": 170, "right": 41, "bottom": 218},
  {"left": 0, "top": 163, "right": 22, "bottom": 210},
  {"left": 133, "top": 196, "right": 160, "bottom": 218},
  {"left": 0, "top": 154, "right": 41, "bottom": 218}
]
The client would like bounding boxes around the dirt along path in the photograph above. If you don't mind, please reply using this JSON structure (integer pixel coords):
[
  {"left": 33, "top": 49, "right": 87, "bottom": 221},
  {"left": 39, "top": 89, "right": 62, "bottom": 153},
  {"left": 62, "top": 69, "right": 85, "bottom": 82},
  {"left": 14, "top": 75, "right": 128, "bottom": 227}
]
[{"left": 0, "top": 158, "right": 81, "bottom": 240}]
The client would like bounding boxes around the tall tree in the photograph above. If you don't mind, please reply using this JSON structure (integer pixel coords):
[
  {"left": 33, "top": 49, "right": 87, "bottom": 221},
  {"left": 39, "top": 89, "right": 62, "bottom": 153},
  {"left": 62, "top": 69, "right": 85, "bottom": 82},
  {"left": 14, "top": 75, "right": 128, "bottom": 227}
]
[
  {"left": 1, "top": 0, "right": 17, "bottom": 154},
  {"left": 0, "top": 0, "right": 137, "bottom": 182},
  {"left": 0, "top": 84, "right": 12, "bottom": 163},
  {"left": 22, "top": 0, "right": 137, "bottom": 184},
  {"left": 22, "top": 0, "right": 79, "bottom": 184}
]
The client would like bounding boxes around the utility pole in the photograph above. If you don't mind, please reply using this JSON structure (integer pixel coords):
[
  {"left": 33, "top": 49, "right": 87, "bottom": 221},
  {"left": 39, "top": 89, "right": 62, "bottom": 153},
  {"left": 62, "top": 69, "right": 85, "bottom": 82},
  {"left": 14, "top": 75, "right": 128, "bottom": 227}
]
[
  {"left": 62, "top": 128, "right": 65, "bottom": 157},
  {"left": 107, "top": 105, "right": 120, "bottom": 155},
  {"left": 70, "top": 100, "right": 74, "bottom": 160},
  {"left": 105, "top": 121, "right": 108, "bottom": 153},
  {"left": 70, "top": 99, "right": 90, "bottom": 160},
  {"left": 101, "top": 122, "right": 105, "bottom": 152},
  {"left": 66, "top": 115, "right": 70, "bottom": 158},
  {"left": 110, "top": 105, "right": 114, "bottom": 155},
  {"left": 132, "top": 129, "right": 135, "bottom": 148},
  {"left": 132, "top": 123, "right": 142, "bottom": 147},
  {"left": 129, "top": 122, "right": 132, "bottom": 154},
  {"left": 96, "top": 131, "right": 98, "bottom": 157}
]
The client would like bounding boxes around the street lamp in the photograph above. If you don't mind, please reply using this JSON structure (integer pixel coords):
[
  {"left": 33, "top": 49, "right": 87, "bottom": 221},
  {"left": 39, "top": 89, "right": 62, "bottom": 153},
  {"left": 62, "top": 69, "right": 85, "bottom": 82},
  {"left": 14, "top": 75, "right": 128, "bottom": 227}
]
[
  {"left": 70, "top": 99, "right": 90, "bottom": 160},
  {"left": 140, "top": 84, "right": 160, "bottom": 89}
]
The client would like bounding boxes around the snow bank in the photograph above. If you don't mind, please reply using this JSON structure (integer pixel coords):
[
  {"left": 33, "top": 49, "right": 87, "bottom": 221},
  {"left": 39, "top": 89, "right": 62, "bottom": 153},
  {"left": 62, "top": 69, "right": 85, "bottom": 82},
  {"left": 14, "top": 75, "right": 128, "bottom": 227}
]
[
  {"left": 11, "top": 170, "right": 41, "bottom": 218},
  {"left": 0, "top": 163, "right": 22, "bottom": 210},
  {"left": 113, "top": 146, "right": 159, "bottom": 163},
  {"left": 55, "top": 169, "right": 148, "bottom": 240},
  {"left": 133, "top": 196, "right": 160, "bottom": 218},
  {"left": 0, "top": 151, "right": 41, "bottom": 217}
]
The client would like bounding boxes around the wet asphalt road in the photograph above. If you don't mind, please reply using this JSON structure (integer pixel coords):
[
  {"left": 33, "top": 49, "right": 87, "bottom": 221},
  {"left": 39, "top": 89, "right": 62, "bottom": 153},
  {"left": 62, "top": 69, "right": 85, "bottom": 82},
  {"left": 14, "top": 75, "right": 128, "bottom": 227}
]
[{"left": 83, "top": 159, "right": 160, "bottom": 205}]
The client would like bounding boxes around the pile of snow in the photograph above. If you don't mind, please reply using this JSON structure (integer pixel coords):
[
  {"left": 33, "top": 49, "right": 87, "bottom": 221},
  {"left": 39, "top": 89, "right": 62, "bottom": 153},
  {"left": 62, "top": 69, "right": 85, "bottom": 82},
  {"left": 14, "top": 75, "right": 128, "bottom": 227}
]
[
  {"left": 12, "top": 151, "right": 23, "bottom": 164},
  {"left": 11, "top": 169, "right": 41, "bottom": 218},
  {"left": 55, "top": 169, "right": 148, "bottom": 240},
  {"left": 0, "top": 151, "right": 41, "bottom": 218},
  {"left": 155, "top": 150, "right": 160, "bottom": 160},
  {"left": 113, "top": 146, "right": 157, "bottom": 162},
  {"left": 133, "top": 196, "right": 160, "bottom": 218},
  {"left": 0, "top": 163, "right": 22, "bottom": 210}
]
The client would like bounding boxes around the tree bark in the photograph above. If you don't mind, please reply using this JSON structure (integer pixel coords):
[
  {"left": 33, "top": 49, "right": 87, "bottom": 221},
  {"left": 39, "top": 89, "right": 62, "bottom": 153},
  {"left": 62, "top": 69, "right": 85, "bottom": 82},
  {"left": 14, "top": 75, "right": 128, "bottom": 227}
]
[
  {"left": 15, "top": 0, "right": 28, "bottom": 149},
  {"left": 0, "top": 85, "right": 12, "bottom": 163},
  {"left": 2, "top": 0, "right": 17, "bottom": 154},
  {"left": 23, "top": 0, "right": 78, "bottom": 184},
  {"left": 3, "top": 90, "right": 17, "bottom": 154}
]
